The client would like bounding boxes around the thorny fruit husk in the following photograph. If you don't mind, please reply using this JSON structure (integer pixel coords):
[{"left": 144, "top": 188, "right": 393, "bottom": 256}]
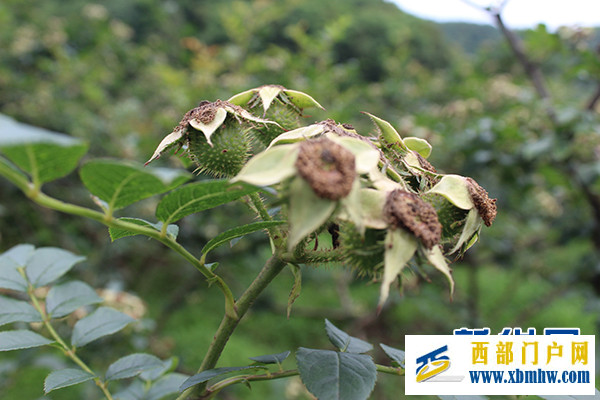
[
  {"left": 295, "top": 137, "right": 356, "bottom": 200},
  {"left": 255, "top": 100, "right": 301, "bottom": 146},
  {"left": 339, "top": 223, "right": 386, "bottom": 276},
  {"left": 384, "top": 189, "right": 442, "bottom": 249},
  {"left": 466, "top": 177, "right": 497, "bottom": 227}
]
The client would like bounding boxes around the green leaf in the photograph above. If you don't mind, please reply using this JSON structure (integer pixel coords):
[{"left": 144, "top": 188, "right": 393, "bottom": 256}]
[
  {"left": 287, "top": 263, "right": 302, "bottom": 318},
  {"left": 1, "top": 243, "right": 35, "bottom": 266},
  {"left": 44, "top": 368, "right": 95, "bottom": 393},
  {"left": 227, "top": 88, "right": 256, "bottom": 106},
  {"left": 25, "top": 247, "right": 86, "bottom": 288},
  {"left": 80, "top": 159, "right": 190, "bottom": 212},
  {"left": 404, "top": 137, "right": 432, "bottom": 158},
  {"left": 0, "top": 329, "right": 53, "bottom": 351},
  {"left": 427, "top": 175, "right": 474, "bottom": 210},
  {"left": 0, "top": 256, "right": 28, "bottom": 292},
  {"left": 249, "top": 351, "right": 291, "bottom": 365},
  {"left": 283, "top": 89, "right": 325, "bottom": 110},
  {"left": 105, "top": 353, "right": 164, "bottom": 381},
  {"left": 46, "top": 280, "right": 103, "bottom": 318},
  {"left": 140, "top": 357, "right": 178, "bottom": 381},
  {"left": 147, "top": 373, "right": 190, "bottom": 400},
  {"left": 325, "top": 319, "right": 373, "bottom": 353},
  {"left": 179, "top": 367, "right": 259, "bottom": 391},
  {"left": 231, "top": 144, "right": 299, "bottom": 186},
  {"left": 202, "top": 221, "right": 285, "bottom": 256},
  {"left": 423, "top": 246, "right": 454, "bottom": 296},
  {"left": 71, "top": 307, "right": 134, "bottom": 347},
  {"left": 379, "top": 229, "right": 418, "bottom": 308},
  {"left": 288, "top": 177, "right": 336, "bottom": 250},
  {"left": 109, "top": 217, "right": 179, "bottom": 241},
  {"left": 113, "top": 380, "right": 145, "bottom": 400},
  {"left": 0, "top": 296, "right": 41, "bottom": 326},
  {"left": 379, "top": 343, "right": 405, "bottom": 368},
  {"left": 363, "top": 112, "right": 407, "bottom": 150},
  {"left": 0, "top": 114, "right": 88, "bottom": 184},
  {"left": 269, "top": 124, "right": 325, "bottom": 147},
  {"left": 296, "top": 348, "right": 376, "bottom": 400},
  {"left": 156, "top": 180, "right": 259, "bottom": 225}
]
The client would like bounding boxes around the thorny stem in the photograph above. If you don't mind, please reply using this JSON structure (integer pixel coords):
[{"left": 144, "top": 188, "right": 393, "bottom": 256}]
[
  {"left": 177, "top": 254, "right": 288, "bottom": 400},
  {"left": 26, "top": 278, "right": 114, "bottom": 400},
  {"left": 200, "top": 363, "right": 404, "bottom": 399},
  {"left": 15, "top": 186, "right": 238, "bottom": 319},
  {"left": 247, "top": 192, "right": 284, "bottom": 247}
]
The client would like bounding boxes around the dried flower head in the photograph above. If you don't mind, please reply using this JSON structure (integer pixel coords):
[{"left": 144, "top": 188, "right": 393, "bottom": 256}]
[
  {"left": 295, "top": 138, "right": 356, "bottom": 200},
  {"left": 384, "top": 190, "right": 442, "bottom": 249},
  {"left": 466, "top": 177, "right": 497, "bottom": 227}
]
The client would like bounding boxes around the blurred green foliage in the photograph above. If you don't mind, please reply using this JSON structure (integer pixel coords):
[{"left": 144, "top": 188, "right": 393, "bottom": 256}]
[{"left": 1, "top": 0, "right": 599, "bottom": 399}]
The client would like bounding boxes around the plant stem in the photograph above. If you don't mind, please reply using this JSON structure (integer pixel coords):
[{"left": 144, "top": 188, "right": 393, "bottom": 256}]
[
  {"left": 27, "top": 283, "right": 114, "bottom": 400},
  {"left": 22, "top": 189, "right": 237, "bottom": 319},
  {"left": 376, "top": 364, "right": 405, "bottom": 376},
  {"left": 205, "top": 369, "right": 300, "bottom": 398},
  {"left": 177, "top": 254, "right": 287, "bottom": 399},
  {"left": 247, "top": 192, "right": 284, "bottom": 247}
]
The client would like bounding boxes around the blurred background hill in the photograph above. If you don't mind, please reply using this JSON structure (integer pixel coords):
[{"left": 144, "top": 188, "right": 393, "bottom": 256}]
[{"left": 1, "top": 0, "right": 599, "bottom": 399}]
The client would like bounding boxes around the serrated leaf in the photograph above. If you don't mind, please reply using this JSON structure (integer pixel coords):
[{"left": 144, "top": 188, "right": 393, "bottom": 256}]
[
  {"left": 325, "top": 319, "right": 373, "bottom": 353},
  {"left": 0, "top": 330, "right": 53, "bottom": 351},
  {"left": 423, "top": 246, "right": 454, "bottom": 296},
  {"left": 202, "top": 221, "right": 285, "bottom": 256},
  {"left": 379, "top": 343, "right": 405, "bottom": 368},
  {"left": 46, "top": 281, "right": 103, "bottom": 318},
  {"left": 71, "top": 307, "right": 134, "bottom": 347},
  {"left": 427, "top": 175, "right": 474, "bottom": 210},
  {"left": 379, "top": 229, "right": 418, "bottom": 307},
  {"left": 145, "top": 128, "right": 185, "bottom": 165},
  {"left": 179, "top": 367, "right": 258, "bottom": 391},
  {"left": 325, "top": 134, "right": 380, "bottom": 174},
  {"left": 363, "top": 112, "right": 407, "bottom": 150},
  {"left": 25, "top": 247, "right": 85, "bottom": 288},
  {"left": 0, "top": 296, "right": 41, "bottom": 326},
  {"left": 0, "top": 257, "right": 28, "bottom": 292},
  {"left": 44, "top": 368, "right": 95, "bottom": 393},
  {"left": 109, "top": 218, "right": 179, "bottom": 241},
  {"left": 449, "top": 209, "right": 483, "bottom": 255},
  {"left": 296, "top": 348, "right": 376, "bottom": 400},
  {"left": 140, "top": 357, "right": 177, "bottom": 381},
  {"left": 283, "top": 89, "right": 325, "bottom": 110},
  {"left": 287, "top": 264, "right": 302, "bottom": 318},
  {"left": 80, "top": 160, "right": 190, "bottom": 212},
  {"left": 1, "top": 243, "right": 35, "bottom": 266},
  {"left": 113, "top": 380, "right": 145, "bottom": 400},
  {"left": 231, "top": 144, "right": 299, "bottom": 186},
  {"left": 0, "top": 114, "right": 88, "bottom": 183},
  {"left": 188, "top": 107, "right": 228, "bottom": 146},
  {"left": 105, "top": 353, "right": 163, "bottom": 381},
  {"left": 156, "top": 180, "right": 259, "bottom": 225},
  {"left": 269, "top": 124, "right": 325, "bottom": 147},
  {"left": 404, "top": 137, "right": 432, "bottom": 158},
  {"left": 147, "top": 373, "right": 190, "bottom": 400},
  {"left": 249, "top": 351, "right": 291, "bottom": 365},
  {"left": 288, "top": 177, "right": 336, "bottom": 250}
]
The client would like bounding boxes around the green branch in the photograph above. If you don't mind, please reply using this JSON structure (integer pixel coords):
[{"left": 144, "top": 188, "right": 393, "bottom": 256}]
[{"left": 21, "top": 189, "right": 238, "bottom": 320}]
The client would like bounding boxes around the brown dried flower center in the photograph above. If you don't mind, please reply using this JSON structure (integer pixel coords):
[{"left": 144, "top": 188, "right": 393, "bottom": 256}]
[
  {"left": 295, "top": 138, "right": 356, "bottom": 200},
  {"left": 466, "top": 177, "right": 497, "bottom": 227},
  {"left": 383, "top": 189, "right": 442, "bottom": 249}
]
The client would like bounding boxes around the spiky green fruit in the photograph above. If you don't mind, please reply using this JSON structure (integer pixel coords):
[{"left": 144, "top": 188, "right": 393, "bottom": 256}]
[
  {"left": 187, "top": 119, "right": 251, "bottom": 177},
  {"left": 422, "top": 193, "right": 469, "bottom": 241},
  {"left": 339, "top": 223, "right": 386, "bottom": 277},
  {"left": 253, "top": 100, "right": 301, "bottom": 146}
]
